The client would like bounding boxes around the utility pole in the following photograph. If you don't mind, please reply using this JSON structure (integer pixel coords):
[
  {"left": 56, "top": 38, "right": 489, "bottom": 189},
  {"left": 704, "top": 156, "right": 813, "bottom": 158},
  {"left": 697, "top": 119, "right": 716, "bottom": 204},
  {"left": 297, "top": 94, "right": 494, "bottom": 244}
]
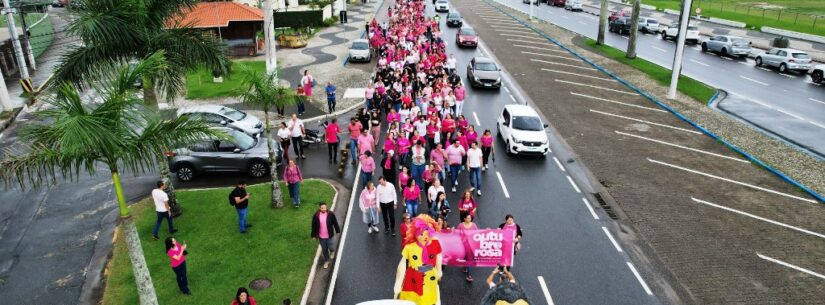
[
  {"left": 667, "top": 0, "right": 692, "bottom": 99},
  {"left": 597, "top": 0, "right": 608, "bottom": 44},
  {"left": 626, "top": 0, "right": 641, "bottom": 58},
  {"left": 529, "top": 0, "right": 534, "bottom": 20},
  {"left": 18, "top": 4, "right": 35, "bottom": 70},
  {"left": 263, "top": 0, "right": 277, "bottom": 76},
  {"left": 3, "top": 0, "right": 30, "bottom": 80},
  {"left": 0, "top": 67, "right": 12, "bottom": 112}
]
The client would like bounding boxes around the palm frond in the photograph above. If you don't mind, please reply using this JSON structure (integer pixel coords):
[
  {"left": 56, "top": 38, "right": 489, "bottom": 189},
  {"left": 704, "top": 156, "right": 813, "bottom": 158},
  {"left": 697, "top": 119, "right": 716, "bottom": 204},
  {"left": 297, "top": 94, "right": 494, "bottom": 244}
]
[{"left": 0, "top": 144, "right": 99, "bottom": 189}]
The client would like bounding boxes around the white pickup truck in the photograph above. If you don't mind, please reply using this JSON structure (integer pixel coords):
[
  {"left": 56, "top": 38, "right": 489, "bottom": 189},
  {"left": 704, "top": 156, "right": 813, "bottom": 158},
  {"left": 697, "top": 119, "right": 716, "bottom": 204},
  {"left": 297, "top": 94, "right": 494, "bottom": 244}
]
[{"left": 660, "top": 23, "right": 700, "bottom": 44}]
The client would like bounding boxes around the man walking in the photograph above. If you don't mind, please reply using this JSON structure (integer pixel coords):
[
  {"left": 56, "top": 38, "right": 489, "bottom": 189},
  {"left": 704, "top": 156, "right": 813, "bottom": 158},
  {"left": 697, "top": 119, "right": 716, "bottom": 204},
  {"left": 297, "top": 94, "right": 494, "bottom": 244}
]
[
  {"left": 445, "top": 140, "right": 466, "bottom": 193},
  {"left": 311, "top": 202, "right": 341, "bottom": 269},
  {"left": 376, "top": 176, "right": 398, "bottom": 235},
  {"left": 348, "top": 118, "right": 363, "bottom": 165},
  {"left": 467, "top": 141, "right": 483, "bottom": 196},
  {"left": 288, "top": 114, "right": 306, "bottom": 159},
  {"left": 152, "top": 180, "right": 177, "bottom": 240},
  {"left": 410, "top": 142, "right": 426, "bottom": 187},
  {"left": 229, "top": 181, "right": 252, "bottom": 233},
  {"left": 325, "top": 82, "right": 337, "bottom": 113}
]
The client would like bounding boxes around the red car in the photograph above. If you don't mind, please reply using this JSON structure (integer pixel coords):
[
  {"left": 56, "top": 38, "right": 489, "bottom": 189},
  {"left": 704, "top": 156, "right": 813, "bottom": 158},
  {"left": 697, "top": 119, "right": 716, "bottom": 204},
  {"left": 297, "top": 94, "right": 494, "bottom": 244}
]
[
  {"left": 456, "top": 26, "right": 478, "bottom": 48},
  {"left": 552, "top": 0, "right": 565, "bottom": 7},
  {"left": 608, "top": 10, "right": 628, "bottom": 22}
]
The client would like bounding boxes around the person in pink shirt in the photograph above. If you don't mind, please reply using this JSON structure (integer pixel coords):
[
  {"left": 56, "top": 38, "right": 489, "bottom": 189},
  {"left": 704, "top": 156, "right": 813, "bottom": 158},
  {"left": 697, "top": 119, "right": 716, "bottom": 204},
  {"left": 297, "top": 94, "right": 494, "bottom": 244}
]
[
  {"left": 396, "top": 135, "right": 411, "bottom": 165},
  {"left": 454, "top": 83, "right": 465, "bottom": 115},
  {"left": 325, "top": 118, "right": 340, "bottom": 163},
  {"left": 402, "top": 179, "right": 422, "bottom": 216},
  {"left": 445, "top": 141, "right": 466, "bottom": 192},
  {"left": 455, "top": 213, "right": 479, "bottom": 282},
  {"left": 441, "top": 114, "right": 455, "bottom": 143},
  {"left": 466, "top": 125, "right": 479, "bottom": 144},
  {"left": 383, "top": 132, "right": 397, "bottom": 157},
  {"left": 457, "top": 190, "right": 478, "bottom": 220},
  {"left": 311, "top": 202, "right": 340, "bottom": 269},
  {"left": 165, "top": 237, "right": 190, "bottom": 295},
  {"left": 365, "top": 83, "right": 375, "bottom": 110},
  {"left": 284, "top": 159, "right": 303, "bottom": 207},
  {"left": 357, "top": 129, "right": 375, "bottom": 157},
  {"left": 398, "top": 166, "right": 411, "bottom": 191},
  {"left": 429, "top": 143, "right": 447, "bottom": 181},
  {"left": 456, "top": 115, "right": 470, "bottom": 135},
  {"left": 360, "top": 151, "right": 376, "bottom": 187},
  {"left": 359, "top": 181, "right": 381, "bottom": 234},
  {"left": 348, "top": 118, "right": 363, "bottom": 164},
  {"left": 387, "top": 108, "right": 401, "bottom": 124},
  {"left": 480, "top": 129, "right": 495, "bottom": 171}
]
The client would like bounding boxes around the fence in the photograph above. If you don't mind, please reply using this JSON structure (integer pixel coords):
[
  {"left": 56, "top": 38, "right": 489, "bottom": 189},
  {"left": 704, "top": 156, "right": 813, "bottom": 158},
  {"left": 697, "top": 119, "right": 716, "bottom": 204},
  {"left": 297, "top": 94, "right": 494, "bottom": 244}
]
[{"left": 693, "top": 0, "right": 825, "bottom": 33}]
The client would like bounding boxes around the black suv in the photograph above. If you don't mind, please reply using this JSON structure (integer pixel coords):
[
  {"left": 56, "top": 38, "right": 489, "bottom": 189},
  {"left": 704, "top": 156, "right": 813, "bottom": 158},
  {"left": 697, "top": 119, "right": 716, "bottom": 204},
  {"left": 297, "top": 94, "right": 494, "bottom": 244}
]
[
  {"left": 446, "top": 12, "right": 462, "bottom": 27},
  {"left": 608, "top": 17, "right": 632, "bottom": 35}
]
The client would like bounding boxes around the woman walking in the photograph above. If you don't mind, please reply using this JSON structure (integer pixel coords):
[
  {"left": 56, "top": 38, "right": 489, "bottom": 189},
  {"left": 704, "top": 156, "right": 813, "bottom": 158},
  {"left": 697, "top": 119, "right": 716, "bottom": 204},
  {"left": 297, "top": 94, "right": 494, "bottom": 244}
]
[
  {"left": 480, "top": 129, "right": 495, "bottom": 171},
  {"left": 360, "top": 151, "right": 376, "bottom": 188},
  {"left": 359, "top": 181, "right": 381, "bottom": 233},
  {"left": 278, "top": 122, "right": 291, "bottom": 161},
  {"left": 402, "top": 179, "right": 422, "bottom": 216},
  {"left": 300, "top": 70, "right": 314, "bottom": 114},
  {"left": 457, "top": 190, "right": 477, "bottom": 220},
  {"left": 165, "top": 237, "right": 190, "bottom": 295},
  {"left": 456, "top": 214, "right": 478, "bottom": 282},
  {"left": 398, "top": 166, "right": 410, "bottom": 191},
  {"left": 498, "top": 214, "right": 524, "bottom": 256},
  {"left": 231, "top": 287, "right": 257, "bottom": 305},
  {"left": 427, "top": 178, "right": 445, "bottom": 208},
  {"left": 284, "top": 159, "right": 303, "bottom": 207},
  {"left": 325, "top": 118, "right": 340, "bottom": 163},
  {"left": 429, "top": 191, "right": 450, "bottom": 221}
]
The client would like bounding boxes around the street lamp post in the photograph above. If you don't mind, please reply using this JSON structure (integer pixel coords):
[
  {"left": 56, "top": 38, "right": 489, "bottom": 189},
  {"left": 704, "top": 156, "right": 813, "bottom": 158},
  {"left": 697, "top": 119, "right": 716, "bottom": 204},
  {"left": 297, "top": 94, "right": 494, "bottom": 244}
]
[
  {"left": 667, "top": 0, "right": 693, "bottom": 99},
  {"left": 263, "top": 0, "right": 278, "bottom": 76}
]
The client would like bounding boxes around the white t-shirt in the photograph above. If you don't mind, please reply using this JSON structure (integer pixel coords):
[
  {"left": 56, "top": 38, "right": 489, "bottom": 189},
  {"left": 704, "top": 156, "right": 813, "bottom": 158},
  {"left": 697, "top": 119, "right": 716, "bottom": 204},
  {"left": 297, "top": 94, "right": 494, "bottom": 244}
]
[
  {"left": 277, "top": 128, "right": 290, "bottom": 141},
  {"left": 467, "top": 147, "right": 483, "bottom": 168},
  {"left": 152, "top": 189, "right": 169, "bottom": 212},
  {"left": 288, "top": 119, "right": 304, "bottom": 137},
  {"left": 428, "top": 185, "right": 445, "bottom": 203},
  {"left": 446, "top": 57, "right": 457, "bottom": 70}
]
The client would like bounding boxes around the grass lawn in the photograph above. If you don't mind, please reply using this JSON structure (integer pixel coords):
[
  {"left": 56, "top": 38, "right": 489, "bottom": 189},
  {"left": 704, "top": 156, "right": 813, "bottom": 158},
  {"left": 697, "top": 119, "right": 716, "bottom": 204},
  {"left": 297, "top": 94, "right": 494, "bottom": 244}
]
[
  {"left": 186, "top": 61, "right": 265, "bottom": 99},
  {"left": 102, "top": 180, "right": 336, "bottom": 305},
  {"left": 585, "top": 39, "right": 717, "bottom": 103},
  {"left": 641, "top": 0, "right": 825, "bottom": 35}
]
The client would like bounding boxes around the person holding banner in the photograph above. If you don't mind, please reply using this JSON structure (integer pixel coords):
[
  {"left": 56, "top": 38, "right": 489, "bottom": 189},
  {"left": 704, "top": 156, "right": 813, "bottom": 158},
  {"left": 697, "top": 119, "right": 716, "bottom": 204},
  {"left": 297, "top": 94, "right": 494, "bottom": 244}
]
[
  {"left": 456, "top": 213, "right": 478, "bottom": 282},
  {"left": 499, "top": 215, "right": 524, "bottom": 257},
  {"left": 457, "top": 190, "right": 478, "bottom": 221}
]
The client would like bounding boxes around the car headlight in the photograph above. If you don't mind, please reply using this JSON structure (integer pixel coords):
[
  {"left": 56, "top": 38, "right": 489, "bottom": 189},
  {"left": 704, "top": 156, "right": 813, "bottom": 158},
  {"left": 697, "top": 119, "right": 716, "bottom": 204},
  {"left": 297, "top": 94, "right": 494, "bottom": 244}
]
[
  {"left": 511, "top": 136, "right": 522, "bottom": 144},
  {"left": 495, "top": 77, "right": 501, "bottom": 83},
  {"left": 474, "top": 76, "right": 480, "bottom": 81}
]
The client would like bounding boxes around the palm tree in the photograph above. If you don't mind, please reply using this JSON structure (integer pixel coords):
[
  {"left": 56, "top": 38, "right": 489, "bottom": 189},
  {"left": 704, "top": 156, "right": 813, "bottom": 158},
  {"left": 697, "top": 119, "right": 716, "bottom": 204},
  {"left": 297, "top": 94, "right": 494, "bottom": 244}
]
[
  {"left": 0, "top": 53, "right": 221, "bottom": 305},
  {"left": 236, "top": 69, "right": 297, "bottom": 208}
]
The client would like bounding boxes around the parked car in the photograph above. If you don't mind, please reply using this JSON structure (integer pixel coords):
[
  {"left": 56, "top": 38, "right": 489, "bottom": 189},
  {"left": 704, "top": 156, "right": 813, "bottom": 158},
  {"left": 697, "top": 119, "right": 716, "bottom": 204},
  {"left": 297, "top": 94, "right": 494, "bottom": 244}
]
[
  {"left": 467, "top": 56, "right": 501, "bottom": 89},
  {"left": 637, "top": 17, "right": 660, "bottom": 33},
  {"left": 497, "top": 104, "right": 549, "bottom": 156},
  {"left": 608, "top": 10, "right": 627, "bottom": 22},
  {"left": 701, "top": 35, "right": 751, "bottom": 58},
  {"left": 435, "top": 0, "right": 449, "bottom": 12},
  {"left": 755, "top": 48, "right": 812, "bottom": 73},
  {"left": 551, "top": 0, "right": 565, "bottom": 7},
  {"left": 564, "top": 0, "right": 582, "bottom": 11},
  {"left": 167, "top": 127, "right": 282, "bottom": 182},
  {"left": 177, "top": 105, "right": 264, "bottom": 137},
  {"left": 446, "top": 12, "right": 463, "bottom": 27},
  {"left": 456, "top": 26, "right": 478, "bottom": 48},
  {"left": 348, "top": 38, "right": 371, "bottom": 62},
  {"left": 810, "top": 64, "right": 824, "bottom": 84},
  {"left": 523, "top": 0, "right": 539, "bottom": 5},
  {"left": 608, "top": 17, "right": 632, "bottom": 35},
  {"left": 661, "top": 23, "right": 700, "bottom": 44}
]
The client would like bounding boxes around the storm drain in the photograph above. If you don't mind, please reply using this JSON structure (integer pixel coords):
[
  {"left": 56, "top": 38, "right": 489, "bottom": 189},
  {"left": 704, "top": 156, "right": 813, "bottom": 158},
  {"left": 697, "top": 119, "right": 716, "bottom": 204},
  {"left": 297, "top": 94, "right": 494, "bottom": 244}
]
[
  {"left": 250, "top": 278, "right": 272, "bottom": 290},
  {"left": 593, "top": 193, "right": 618, "bottom": 220}
]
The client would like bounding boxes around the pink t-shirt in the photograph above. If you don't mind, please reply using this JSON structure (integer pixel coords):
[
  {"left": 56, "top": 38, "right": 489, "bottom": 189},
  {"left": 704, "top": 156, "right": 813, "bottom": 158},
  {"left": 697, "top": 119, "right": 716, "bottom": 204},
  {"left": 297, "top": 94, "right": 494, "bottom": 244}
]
[
  {"left": 388, "top": 112, "right": 401, "bottom": 123},
  {"left": 383, "top": 138, "right": 396, "bottom": 153},
  {"left": 481, "top": 135, "right": 493, "bottom": 147},
  {"left": 396, "top": 137, "right": 411, "bottom": 154},
  {"left": 365, "top": 88, "right": 375, "bottom": 99},
  {"left": 399, "top": 172, "right": 410, "bottom": 187},
  {"left": 361, "top": 155, "right": 375, "bottom": 173},
  {"left": 403, "top": 185, "right": 420, "bottom": 201},
  {"left": 318, "top": 212, "right": 329, "bottom": 239},
  {"left": 456, "top": 222, "right": 478, "bottom": 231},
  {"left": 349, "top": 122, "right": 363, "bottom": 139},
  {"left": 445, "top": 144, "right": 465, "bottom": 165},
  {"left": 325, "top": 123, "right": 339, "bottom": 143},
  {"left": 358, "top": 134, "right": 374, "bottom": 155},
  {"left": 430, "top": 149, "right": 446, "bottom": 167},
  {"left": 167, "top": 242, "right": 185, "bottom": 268},
  {"left": 466, "top": 131, "right": 478, "bottom": 144},
  {"left": 454, "top": 87, "right": 465, "bottom": 101}
]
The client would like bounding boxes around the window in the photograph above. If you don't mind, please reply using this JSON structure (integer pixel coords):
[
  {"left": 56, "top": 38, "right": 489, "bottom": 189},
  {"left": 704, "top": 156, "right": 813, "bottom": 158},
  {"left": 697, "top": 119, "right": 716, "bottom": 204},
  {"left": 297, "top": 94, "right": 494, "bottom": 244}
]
[
  {"left": 218, "top": 107, "right": 246, "bottom": 121},
  {"left": 717, "top": 37, "right": 727, "bottom": 42},
  {"left": 352, "top": 42, "right": 369, "bottom": 50},
  {"left": 777, "top": 51, "right": 787, "bottom": 57},
  {"left": 475, "top": 62, "right": 497, "bottom": 71},
  {"left": 228, "top": 129, "right": 256, "bottom": 150},
  {"left": 190, "top": 142, "right": 217, "bottom": 152},
  {"left": 512, "top": 116, "right": 543, "bottom": 131},
  {"left": 459, "top": 28, "right": 475, "bottom": 36},
  {"left": 791, "top": 53, "right": 810, "bottom": 59}
]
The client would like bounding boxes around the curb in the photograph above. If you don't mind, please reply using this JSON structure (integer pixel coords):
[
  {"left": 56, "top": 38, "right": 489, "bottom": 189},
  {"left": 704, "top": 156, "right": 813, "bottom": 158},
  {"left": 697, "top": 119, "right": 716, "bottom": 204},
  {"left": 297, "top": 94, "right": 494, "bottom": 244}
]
[
  {"left": 484, "top": 0, "right": 825, "bottom": 203},
  {"left": 78, "top": 207, "right": 119, "bottom": 305},
  {"left": 300, "top": 178, "right": 340, "bottom": 305},
  {"left": 324, "top": 162, "right": 361, "bottom": 305}
]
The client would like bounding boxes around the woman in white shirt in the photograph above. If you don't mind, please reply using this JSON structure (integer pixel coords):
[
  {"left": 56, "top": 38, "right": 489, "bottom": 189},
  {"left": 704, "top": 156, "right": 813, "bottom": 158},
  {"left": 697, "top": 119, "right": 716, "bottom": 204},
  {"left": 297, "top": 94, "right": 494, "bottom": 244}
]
[
  {"left": 277, "top": 122, "right": 292, "bottom": 161},
  {"left": 399, "top": 103, "right": 411, "bottom": 123},
  {"left": 444, "top": 92, "right": 456, "bottom": 117},
  {"left": 427, "top": 178, "right": 445, "bottom": 208}
]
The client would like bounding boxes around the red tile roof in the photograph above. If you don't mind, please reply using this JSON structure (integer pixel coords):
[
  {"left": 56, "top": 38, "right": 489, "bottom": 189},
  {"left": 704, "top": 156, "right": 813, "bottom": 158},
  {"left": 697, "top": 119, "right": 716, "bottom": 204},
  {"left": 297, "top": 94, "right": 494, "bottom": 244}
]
[{"left": 173, "top": 2, "right": 264, "bottom": 28}]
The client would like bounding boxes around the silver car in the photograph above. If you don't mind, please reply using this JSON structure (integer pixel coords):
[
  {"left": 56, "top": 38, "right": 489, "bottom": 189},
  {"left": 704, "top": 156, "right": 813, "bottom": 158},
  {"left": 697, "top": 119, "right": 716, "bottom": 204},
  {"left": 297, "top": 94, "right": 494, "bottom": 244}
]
[
  {"left": 755, "top": 48, "right": 812, "bottom": 73},
  {"left": 637, "top": 17, "right": 659, "bottom": 33},
  {"left": 348, "top": 39, "right": 371, "bottom": 62},
  {"left": 435, "top": 0, "right": 449, "bottom": 12},
  {"left": 701, "top": 35, "right": 751, "bottom": 58},
  {"left": 167, "top": 127, "right": 281, "bottom": 182},
  {"left": 467, "top": 56, "right": 502, "bottom": 89},
  {"left": 177, "top": 105, "right": 264, "bottom": 137}
]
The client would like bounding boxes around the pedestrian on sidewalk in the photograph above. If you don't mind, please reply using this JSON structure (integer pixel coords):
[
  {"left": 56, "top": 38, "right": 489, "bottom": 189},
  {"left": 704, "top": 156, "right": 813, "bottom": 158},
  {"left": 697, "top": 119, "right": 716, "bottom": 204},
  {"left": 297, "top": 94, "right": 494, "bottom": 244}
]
[
  {"left": 360, "top": 151, "right": 376, "bottom": 187},
  {"left": 499, "top": 214, "right": 524, "bottom": 257},
  {"left": 278, "top": 122, "right": 291, "bottom": 161},
  {"left": 398, "top": 166, "right": 410, "bottom": 192},
  {"left": 284, "top": 160, "right": 304, "bottom": 207},
  {"left": 403, "top": 179, "right": 422, "bottom": 216},
  {"left": 359, "top": 181, "right": 381, "bottom": 234},
  {"left": 457, "top": 190, "right": 478, "bottom": 221},
  {"left": 377, "top": 176, "right": 398, "bottom": 235},
  {"left": 231, "top": 287, "right": 257, "bottom": 305},
  {"left": 480, "top": 129, "right": 495, "bottom": 171},
  {"left": 325, "top": 118, "right": 340, "bottom": 163},
  {"left": 467, "top": 142, "right": 483, "bottom": 196},
  {"left": 300, "top": 70, "right": 315, "bottom": 111},
  {"left": 446, "top": 140, "right": 466, "bottom": 192},
  {"left": 456, "top": 213, "right": 478, "bottom": 282},
  {"left": 325, "top": 82, "right": 337, "bottom": 113},
  {"left": 229, "top": 181, "right": 252, "bottom": 233},
  {"left": 288, "top": 114, "right": 306, "bottom": 159},
  {"left": 165, "top": 237, "right": 190, "bottom": 294},
  {"left": 396, "top": 133, "right": 411, "bottom": 166},
  {"left": 348, "top": 118, "right": 363, "bottom": 164},
  {"left": 339, "top": 7, "right": 348, "bottom": 24},
  {"left": 295, "top": 85, "right": 306, "bottom": 115},
  {"left": 311, "top": 202, "right": 341, "bottom": 269},
  {"left": 152, "top": 180, "right": 177, "bottom": 240}
]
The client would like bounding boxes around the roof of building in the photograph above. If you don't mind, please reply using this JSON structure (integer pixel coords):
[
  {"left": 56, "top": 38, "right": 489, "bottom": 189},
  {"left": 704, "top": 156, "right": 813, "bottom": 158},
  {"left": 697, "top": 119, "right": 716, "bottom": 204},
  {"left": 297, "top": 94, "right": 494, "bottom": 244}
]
[{"left": 172, "top": 2, "right": 264, "bottom": 29}]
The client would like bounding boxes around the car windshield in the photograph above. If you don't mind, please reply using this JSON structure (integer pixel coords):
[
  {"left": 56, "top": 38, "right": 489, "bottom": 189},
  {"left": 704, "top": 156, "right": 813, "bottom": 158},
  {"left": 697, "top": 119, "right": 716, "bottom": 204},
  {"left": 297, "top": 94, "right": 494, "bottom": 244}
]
[
  {"left": 436, "top": 0, "right": 446, "bottom": 3},
  {"left": 687, "top": 26, "right": 699, "bottom": 31},
  {"left": 460, "top": 28, "right": 475, "bottom": 35},
  {"left": 512, "top": 116, "right": 543, "bottom": 131},
  {"left": 218, "top": 107, "right": 246, "bottom": 121},
  {"left": 475, "top": 62, "right": 497, "bottom": 71},
  {"left": 352, "top": 42, "right": 369, "bottom": 50},
  {"left": 791, "top": 53, "right": 810, "bottom": 59},
  {"left": 731, "top": 38, "right": 748, "bottom": 44},
  {"left": 647, "top": 19, "right": 658, "bottom": 24},
  {"left": 228, "top": 129, "right": 256, "bottom": 150},
  {"left": 448, "top": 13, "right": 459, "bottom": 18}
]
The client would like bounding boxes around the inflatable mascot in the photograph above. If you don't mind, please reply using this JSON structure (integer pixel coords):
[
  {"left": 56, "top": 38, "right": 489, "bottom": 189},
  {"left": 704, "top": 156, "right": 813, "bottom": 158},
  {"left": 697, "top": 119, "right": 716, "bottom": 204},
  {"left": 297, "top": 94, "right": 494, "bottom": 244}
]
[{"left": 393, "top": 215, "right": 443, "bottom": 305}]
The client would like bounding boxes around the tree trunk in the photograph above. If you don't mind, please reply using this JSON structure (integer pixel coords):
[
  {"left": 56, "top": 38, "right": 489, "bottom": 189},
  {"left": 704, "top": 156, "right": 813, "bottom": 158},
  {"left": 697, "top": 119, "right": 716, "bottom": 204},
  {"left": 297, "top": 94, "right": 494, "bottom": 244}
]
[
  {"left": 142, "top": 77, "right": 159, "bottom": 110},
  {"left": 122, "top": 217, "right": 160, "bottom": 305},
  {"left": 627, "top": 0, "right": 641, "bottom": 58},
  {"left": 264, "top": 110, "right": 284, "bottom": 208},
  {"left": 597, "top": 0, "right": 609, "bottom": 45},
  {"left": 111, "top": 170, "right": 130, "bottom": 218}
]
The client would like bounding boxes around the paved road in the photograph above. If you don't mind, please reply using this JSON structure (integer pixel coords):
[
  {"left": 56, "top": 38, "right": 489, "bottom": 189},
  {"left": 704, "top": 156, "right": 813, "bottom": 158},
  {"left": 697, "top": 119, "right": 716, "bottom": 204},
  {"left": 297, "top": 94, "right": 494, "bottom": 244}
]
[
  {"left": 328, "top": 3, "right": 659, "bottom": 305},
  {"left": 494, "top": 0, "right": 825, "bottom": 158}
]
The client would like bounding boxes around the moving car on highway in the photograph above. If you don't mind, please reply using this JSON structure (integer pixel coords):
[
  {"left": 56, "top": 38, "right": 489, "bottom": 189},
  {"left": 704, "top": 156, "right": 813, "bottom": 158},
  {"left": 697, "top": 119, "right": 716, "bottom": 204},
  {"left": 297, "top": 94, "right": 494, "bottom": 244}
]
[
  {"left": 167, "top": 127, "right": 281, "bottom": 182},
  {"left": 608, "top": 17, "right": 632, "bottom": 35},
  {"left": 497, "top": 104, "right": 549, "bottom": 156},
  {"left": 637, "top": 17, "right": 660, "bottom": 33},
  {"left": 348, "top": 38, "right": 372, "bottom": 62},
  {"left": 177, "top": 105, "right": 263, "bottom": 137},
  {"left": 456, "top": 26, "right": 478, "bottom": 48},
  {"left": 564, "top": 0, "right": 582, "bottom": 11},
  {"left": 661, "top": 23, "right": 700, "bottom": 44},
  {"left": 755, "top": 48, "right": 812, "bottom": 73},
  {"left": 810, "top": 64, "right": 824, "bottom": 84},
  {"left": 467, "top": 56, "right": 501, "bottom": 89},
  {"left": 701, "top": 35, "right": 751, "bottom": 58},
  {"left": 435, "top": 0, "right": 449, "bottom": 12},
  {"left": 446, "top": 12, "right": 462, "bottom": 27}
]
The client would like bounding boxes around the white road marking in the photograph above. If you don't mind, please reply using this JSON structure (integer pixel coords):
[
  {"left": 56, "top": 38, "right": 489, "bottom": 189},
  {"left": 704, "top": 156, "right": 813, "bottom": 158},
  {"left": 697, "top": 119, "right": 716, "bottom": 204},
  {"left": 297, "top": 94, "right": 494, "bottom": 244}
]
[
  {"left": 487, "top": 20, "right": 523, "bottom": 27},
  {"left": 541, "top": 68, "right": 614, "bottom": 81},
  {"left": 652, "top": 46, "right": 667, "bottom": 53},
  {"left": 602, "top": 226, "right": 623, "bottom": 252},
  {"left": 692, "top": 197, "right": 824, "bottom": 238},
  {"left": 503, "top": 86, "right": 511, "bottom": 93},
  {"left": 590, "top": 109, "right": 703, "bottom": 134},
  {"left": 560, "top": 15, "right": 570, "bottom": 19},
  {"left": 757, "top": 67, "right": 772, "bottom": 72},
  {"left": 508, "top": 38, "right": 556, "bottom": 46},
  {"left": 809, "top": 120, "right": 825, "bottom": 130},
  {"left": 722, "top": 56, "right": 733, "bottom": 60},
  {"left": 473, "top": 111, "right": 481, "bottom": 125},
  {"left": 500, "top": 33, "right": 545, "bottom": 41},
  {"left": 571, "top": 92, "right": 666, "bottom": 112},
  {"left": 737, "top": 61, "right": 750, "bottom": 66},
  {"left": 627, "top": 262, "right": 654, "bottom": 295},
  {"left": 508, "top": 93, "right": 517, "bottom": 102},
  {"left": 757, "top": 253, "right": 825, "bottom": 280},
  {"left": 779, "top": 73, "right": 797, "bottom": 79},
  {"left": 621, "top": 36, "right": 629, "bottom": 39},
  {"left": 514, "top": 44, "right": 567, "bottom": 52},
  {"left": 552, "top": 156, "right": 566, "bottom": 172},
  {"left": 556, "top": 79, "right": 638, "bottom": 95},
  {"left": 578, "top": 21, "right": 588, "bottom": 25},
  {"left": 494, "top": 28, "right": 536, "bottom": 34},
  {"left": 483, "top": 17, "right": 520, "bottom": 23},
  {"left": 496, "top": 171, "right": 511, "bottom": 198},
  {"left": 531, "top": 59, "right": 595, "bottom": 70},
  {"left": 490, "top": 24, "right": 531, "bottom": 30},
  {"left": 566, "top": 175, "right": 581, "bottom": 193},
  {"left": 614, "top": 131, "right": 749, "bottom": 163},
  {"left": 522, "top": 51, "right": 580, "bottom": 61},
  {"left": 739, "top": 75, "right": 768, "bottom": 86},
  {"left": 582, "top": 197, "right": 599, "bottom": 220},
  {"left": 537, "top": 276, "right": 557, "bottom": 305},
  {"left": 689, "top": 59, "right": 709, "bottom": 67},
  {"left": 648, "top": 159, "right": 817, "bottom": 203},
  {"left": 809, "top": 98, "right": 825, "bottom": 106}
]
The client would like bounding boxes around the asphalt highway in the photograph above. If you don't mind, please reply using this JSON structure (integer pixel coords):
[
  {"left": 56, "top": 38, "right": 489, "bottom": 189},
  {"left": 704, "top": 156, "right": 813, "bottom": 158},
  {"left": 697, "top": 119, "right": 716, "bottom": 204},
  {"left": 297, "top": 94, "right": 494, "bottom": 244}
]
[
  {"left": 327, "top": 3, "right": 659, "bottom": 305},
  {"left": 495, "top": 0, "right": 825, "bottom": 158}
]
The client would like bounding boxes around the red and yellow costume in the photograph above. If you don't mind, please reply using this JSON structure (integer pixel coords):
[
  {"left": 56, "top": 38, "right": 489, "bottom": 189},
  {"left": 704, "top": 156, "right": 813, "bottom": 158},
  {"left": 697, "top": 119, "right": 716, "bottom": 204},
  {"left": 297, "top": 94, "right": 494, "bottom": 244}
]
[{"left": 395, "top": 215, "right": 443, "bottom": 305}]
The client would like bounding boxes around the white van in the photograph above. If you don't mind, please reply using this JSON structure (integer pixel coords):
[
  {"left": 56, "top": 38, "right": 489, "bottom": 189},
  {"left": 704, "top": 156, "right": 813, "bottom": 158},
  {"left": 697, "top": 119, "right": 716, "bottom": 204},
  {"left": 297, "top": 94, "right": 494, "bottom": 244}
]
[{"left": 497, "top": 104, "right": 550, "bottom": 156}]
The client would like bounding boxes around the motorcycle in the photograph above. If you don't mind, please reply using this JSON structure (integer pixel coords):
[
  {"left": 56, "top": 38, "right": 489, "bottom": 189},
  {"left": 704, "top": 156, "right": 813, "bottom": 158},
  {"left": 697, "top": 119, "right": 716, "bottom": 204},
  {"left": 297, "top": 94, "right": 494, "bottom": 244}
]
[{"left": 301, "top": 120, "right": 327, "bottom": 147}]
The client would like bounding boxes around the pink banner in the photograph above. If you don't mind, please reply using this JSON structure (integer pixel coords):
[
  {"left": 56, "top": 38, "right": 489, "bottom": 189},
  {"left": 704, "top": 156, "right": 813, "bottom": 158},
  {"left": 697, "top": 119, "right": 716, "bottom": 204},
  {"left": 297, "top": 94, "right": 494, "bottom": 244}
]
[{"left": 433, "top": 229, "right": 515, "bottom": 267}]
